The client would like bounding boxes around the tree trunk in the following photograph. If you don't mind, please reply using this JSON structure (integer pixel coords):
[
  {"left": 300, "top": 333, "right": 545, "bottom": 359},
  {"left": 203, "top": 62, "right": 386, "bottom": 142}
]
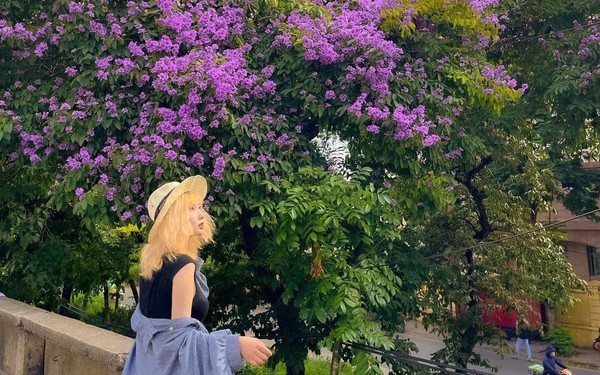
[
  {"left": 129, "top": 279, "right": 139, "bottom": 304},
  {"left": 453, "top": 157, "right": 493, "bottom": 369},
  {"left": 457, "top": 249, "right": 478, "bottom": 369},
  {"left": 114, "top": 287, "right": 120, "bottom": 311},
  {"left": 273, "top": 303, "right": 307, "bottom": 375},
  {"left": 59, "top": 284, "right": 73, "bottom": 316},
  {"left": 81, "top": 293, "right": 89, "bottom": 319},
  {"left": 329, "top": 341, "right": 342, "bottom": 375},
  {"left": 103, "top": 284, "right": 110, "bottom": 323}
]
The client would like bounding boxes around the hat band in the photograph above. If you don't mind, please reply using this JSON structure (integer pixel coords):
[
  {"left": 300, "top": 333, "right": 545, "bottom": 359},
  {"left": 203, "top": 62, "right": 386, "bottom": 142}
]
[{"left": 154, "top": 189, "right": 175, "bottom": 221}]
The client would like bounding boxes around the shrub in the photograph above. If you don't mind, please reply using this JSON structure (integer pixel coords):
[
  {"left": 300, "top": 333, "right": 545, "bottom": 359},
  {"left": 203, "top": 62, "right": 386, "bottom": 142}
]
[
  {"left": 544, "top": 327, "right": 575, "bottom": 356},
  {"left": 238, "top": 358, "right": 353, "bottom": 375}
]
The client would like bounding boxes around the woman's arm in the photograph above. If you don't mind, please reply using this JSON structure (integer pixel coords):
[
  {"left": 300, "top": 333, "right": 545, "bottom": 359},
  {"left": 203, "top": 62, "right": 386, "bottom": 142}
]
[{"left": 172, "top": 263, "right": 196, "bottom": 319}]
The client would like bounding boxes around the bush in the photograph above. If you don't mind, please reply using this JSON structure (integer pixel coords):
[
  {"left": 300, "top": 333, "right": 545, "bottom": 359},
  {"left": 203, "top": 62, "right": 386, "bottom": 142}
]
[
  {"left": 70, "top": 292, "right": 136, "bottom": 337},
  {"left": 544, "top": 327, "right": 575, "bottom": 356},
  {"left": 237, "top": 358, "right": 353, "bottom": 375}
]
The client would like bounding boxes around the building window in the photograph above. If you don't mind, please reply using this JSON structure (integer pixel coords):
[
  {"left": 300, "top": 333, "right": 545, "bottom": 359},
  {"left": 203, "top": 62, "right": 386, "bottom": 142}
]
[{"left": 587, "top": 246, "right": 600, "bottom": 277}]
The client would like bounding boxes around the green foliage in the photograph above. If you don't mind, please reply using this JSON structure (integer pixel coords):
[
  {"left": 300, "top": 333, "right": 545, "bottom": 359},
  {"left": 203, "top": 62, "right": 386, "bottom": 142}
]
[
  {"left": 0, "top": 164, "right": 140, "bottom": 310},
  {"left": 447, "top": 66, "right": 522, "bottom": 115},
  {"left": 544, "top": 327, "right": 575, "bottom": 356},
  {"left": 381, "top": 0, "right": 500, "bottom": 38},
  {"left": 237, "top": 358, "right": 353, "bottom": 375},
  {"left": 71, "top": 293, "right": 106, "bottom": 316},
  {"left": 204, "top": 166, "right": 408, "bottom": 374},
  {"left": 414, "top": 125, "right": 587, "bottom": 369},
  {"left": 70, "top": 293, "right": 135, "bottom": 338},
  {"left": 497, "top": 0, "right": 600, "bottom": 216}
]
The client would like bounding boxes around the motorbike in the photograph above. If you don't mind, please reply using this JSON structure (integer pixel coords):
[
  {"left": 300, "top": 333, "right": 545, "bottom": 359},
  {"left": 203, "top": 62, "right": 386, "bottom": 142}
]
[{"left": 528, "top": 366, "right": 573, "bottom": 375}]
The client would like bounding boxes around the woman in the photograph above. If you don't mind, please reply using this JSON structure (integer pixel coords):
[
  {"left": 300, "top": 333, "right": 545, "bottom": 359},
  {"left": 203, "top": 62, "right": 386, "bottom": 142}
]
[
  {"left": 513, "top": 319, "right": 532, "bottom": 361},
  {"left": 123, "top": 175, "right": 272, "bottom": 374}
]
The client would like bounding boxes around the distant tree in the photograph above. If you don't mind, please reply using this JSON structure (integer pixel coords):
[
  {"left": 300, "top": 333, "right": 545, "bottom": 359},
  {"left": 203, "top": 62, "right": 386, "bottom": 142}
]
[{"left": 2, "top": 0, "right": 591, "bottom": 373}]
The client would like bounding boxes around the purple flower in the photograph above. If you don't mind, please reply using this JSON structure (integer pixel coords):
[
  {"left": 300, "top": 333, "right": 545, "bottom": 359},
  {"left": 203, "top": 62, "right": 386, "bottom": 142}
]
[
  {"left": 366, "top": 124, "right": 380, "bottom": 134},
  {"left": 423, "top": 134, "right": 441, "bottom": 147},
  {"left": 95, "top": 56, "right": 113, "bottom": 70},
  {"left": 34, "top": 42, "right": 48, "bottom": 57},
  {"left": 65, "top": 66, "right": 77, "bottom": 77},
  {"left": 69, "top": 2, "right": 84, "bottom": 14},
  {"left": 519, "top": 83, "right": 529, "bottom": 93},
  {"left": 99, "top": 174, "right": 109, "bottom": 185},
  {"left": 445, "top": 148, "right": 463, "bottom": 159},
  {"left": 244, "top": 165, "right": 256, "bottom": 172},
  {"left": 325, "top": 90, "right": 336, "bottom": 100},
  {"left": 261, "top": 65, "right": 275, "bottom": 78},
  {"left": 164, "top": 150, "right": 177, "bottom": 160},
  {"left": 212, "top": 156, "right": 226, "bottom": 180},
  {"left": 210, "top": 143, "right": 223, "bottom": 157},
  {"left": 75, "top": 187, "right": 84, "bottom": 201},
  {"left": 190, "top": 153, "right": 205, "bottom": 166},
  {"left": 72, "top": 110, "right": 86, "bottom": 120},
  {"left": 110, "top": 23, "right": 123, "bottom": 36},
  {"left": 128, "top": 41, "right": 145, "bottom": 57}
]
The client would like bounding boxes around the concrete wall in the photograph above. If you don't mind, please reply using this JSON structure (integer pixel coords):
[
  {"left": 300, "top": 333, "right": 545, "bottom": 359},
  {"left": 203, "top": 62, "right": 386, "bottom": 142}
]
[
  {"left": 539, "top": 162, "right": 600, "bottom": 347},
  {"left": 564, "top": 242, "right": 590, "bottom": 280},
  {"left": 558, "top": 281, "right": 600, "bottom": 347},
  {"left": 0, "top": 297, "right": 132, "bottom": 375}
]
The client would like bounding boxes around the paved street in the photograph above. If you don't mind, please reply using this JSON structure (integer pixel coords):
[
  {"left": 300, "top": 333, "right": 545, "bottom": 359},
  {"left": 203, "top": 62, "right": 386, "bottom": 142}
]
[{"left": 394, "top": 333, "right": 598, "bottom": 375}]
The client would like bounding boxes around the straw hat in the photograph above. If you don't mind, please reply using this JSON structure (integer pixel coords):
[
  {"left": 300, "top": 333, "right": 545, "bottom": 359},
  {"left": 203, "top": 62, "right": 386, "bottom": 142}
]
[{"left": 147, "top": 175, "right": 207, "bottom": 226}]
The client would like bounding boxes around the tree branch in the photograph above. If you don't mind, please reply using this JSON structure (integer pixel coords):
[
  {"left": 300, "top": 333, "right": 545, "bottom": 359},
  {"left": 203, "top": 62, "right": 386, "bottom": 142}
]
[{"left": 455, "top": 156, "right": 493, "bottom": 241}]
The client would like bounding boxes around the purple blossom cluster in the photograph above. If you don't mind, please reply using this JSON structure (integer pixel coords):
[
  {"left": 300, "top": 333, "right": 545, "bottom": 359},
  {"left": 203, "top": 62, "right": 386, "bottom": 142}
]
[
  {"left": 541, "top": 20, "right": 600, "bottom": 88},
  {"left": 0, "top": 0, "right": 523, "bottom": 222},
  {"left": 270, "top": 0, "right": 513, "bottom": 145},
  {"left": 392, "top": 105, "right": 440, "bottom": 146},
  {"left": 467, "top": 0, "right": 500, "bottom": 14},
  {"left": 481, "top": 65, "right": 517, "bottom": 88}
]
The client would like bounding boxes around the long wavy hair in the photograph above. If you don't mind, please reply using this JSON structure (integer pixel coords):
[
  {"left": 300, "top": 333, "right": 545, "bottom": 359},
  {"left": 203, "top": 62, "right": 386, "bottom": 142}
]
[{"left": 140, "top": 191, "right": 215, "bottom": 279}]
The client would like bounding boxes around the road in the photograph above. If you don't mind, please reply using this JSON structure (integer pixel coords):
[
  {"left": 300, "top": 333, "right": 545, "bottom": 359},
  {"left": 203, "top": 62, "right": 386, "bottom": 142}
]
[{"left": 398, "top": 334, "right": 600, "bottom": 375}]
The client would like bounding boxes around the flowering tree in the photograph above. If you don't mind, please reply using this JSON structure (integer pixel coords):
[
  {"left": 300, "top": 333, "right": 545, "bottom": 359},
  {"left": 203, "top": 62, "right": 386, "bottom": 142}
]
[{"left": 0, "top": 0, "right": 534, "bottom": 373}]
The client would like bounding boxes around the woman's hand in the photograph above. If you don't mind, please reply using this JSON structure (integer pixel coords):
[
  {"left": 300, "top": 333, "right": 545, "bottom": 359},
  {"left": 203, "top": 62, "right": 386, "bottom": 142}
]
[{"left": 239, "top": 336, "right": 272, "bottom": 366}]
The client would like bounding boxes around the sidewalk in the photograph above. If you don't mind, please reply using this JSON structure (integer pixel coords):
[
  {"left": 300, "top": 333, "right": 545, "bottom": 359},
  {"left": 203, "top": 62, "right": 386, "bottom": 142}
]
[{"left": 401, "top": 320, "right": 600, "bottom": 371}]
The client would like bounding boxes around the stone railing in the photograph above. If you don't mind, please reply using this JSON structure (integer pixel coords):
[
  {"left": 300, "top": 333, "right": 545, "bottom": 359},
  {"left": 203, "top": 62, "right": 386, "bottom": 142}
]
[{"left": 0, "top": 297, "right": 132, "bottom": 375}]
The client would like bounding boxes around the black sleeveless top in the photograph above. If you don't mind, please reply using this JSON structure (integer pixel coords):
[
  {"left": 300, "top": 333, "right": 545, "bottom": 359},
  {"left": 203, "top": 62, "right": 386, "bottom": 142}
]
[{"left": 139, "top": 254, "right": 209, "bottom": 322}]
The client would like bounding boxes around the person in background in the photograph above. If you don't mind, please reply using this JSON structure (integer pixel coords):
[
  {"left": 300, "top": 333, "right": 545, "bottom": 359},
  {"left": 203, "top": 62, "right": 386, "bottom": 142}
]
[
  {"left": 123, "top": 176, "right": 272, "bottom": 375},
  {"left": 513, "top": 319, "right": 532, "bottom": 361},
  {"left": 542, "top": 345, "right": 569, "bottom": 375}
]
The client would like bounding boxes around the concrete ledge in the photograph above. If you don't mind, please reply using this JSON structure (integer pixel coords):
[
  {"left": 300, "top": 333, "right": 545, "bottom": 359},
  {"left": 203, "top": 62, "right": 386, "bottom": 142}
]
[
  {"left": 0, "top": 298, "right": 133, "bottom": 375},
  {"left": 21, "top": 310, "right": 132, "bottom": 370},
  {"left": 0, "top": 298, "right": 45, "bottom": 327}
]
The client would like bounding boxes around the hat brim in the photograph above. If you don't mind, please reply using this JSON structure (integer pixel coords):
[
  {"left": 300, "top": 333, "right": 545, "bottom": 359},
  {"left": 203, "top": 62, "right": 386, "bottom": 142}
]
[{"left": 153, "top": 175, "right": 207, "bottom": 226}]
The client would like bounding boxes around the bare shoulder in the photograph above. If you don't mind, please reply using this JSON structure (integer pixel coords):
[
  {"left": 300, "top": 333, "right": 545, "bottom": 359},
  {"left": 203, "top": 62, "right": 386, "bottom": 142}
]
[{"left": 173, "top": 262, "right": 196, "bottom": 285}]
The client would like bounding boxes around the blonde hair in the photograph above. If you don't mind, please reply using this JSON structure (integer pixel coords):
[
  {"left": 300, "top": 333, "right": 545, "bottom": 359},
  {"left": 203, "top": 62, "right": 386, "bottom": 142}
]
[{"left": 140, "top": 192, "right": 215, "bottom": 279}]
